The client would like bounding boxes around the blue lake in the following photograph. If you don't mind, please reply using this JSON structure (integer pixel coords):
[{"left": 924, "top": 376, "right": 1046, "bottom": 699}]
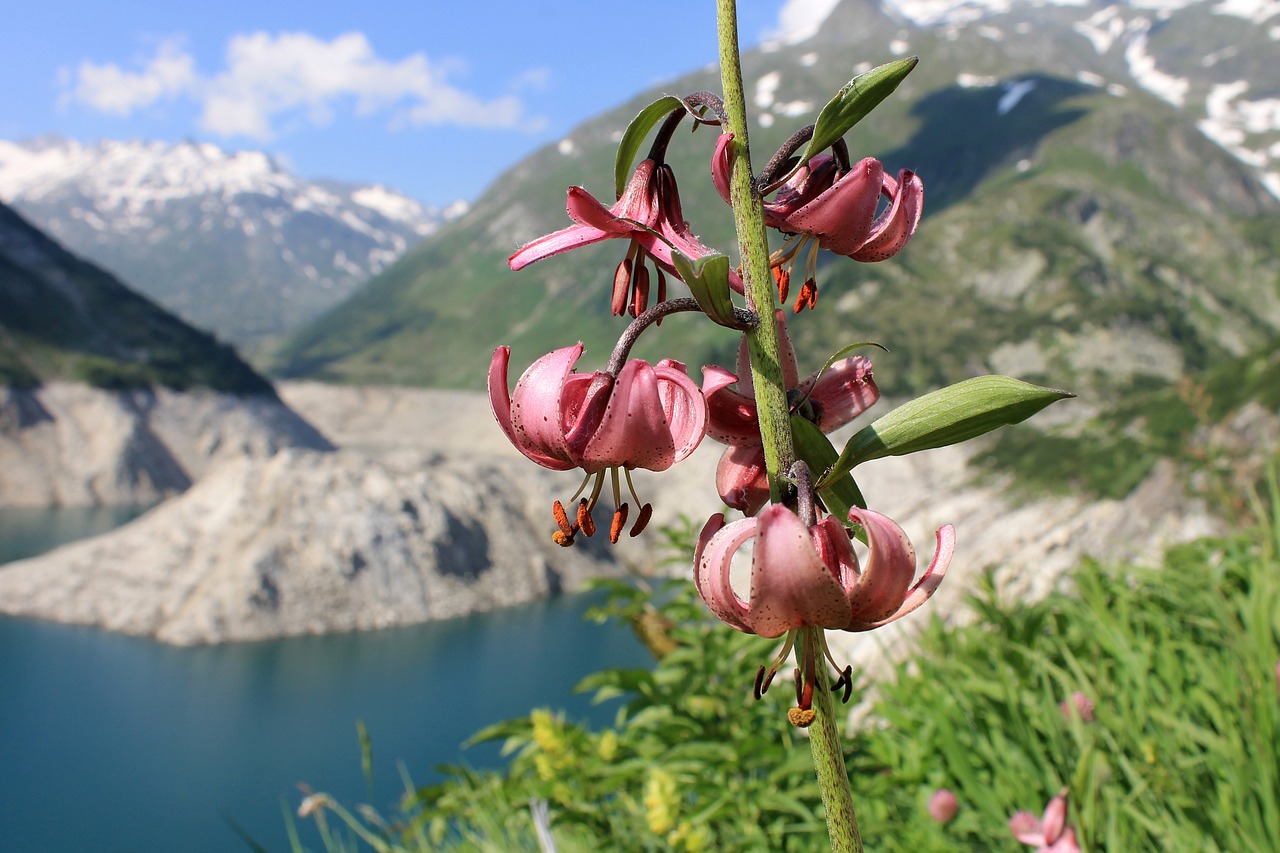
[{"left": 0, "top": 509, "right": 651, "bottom": 853}]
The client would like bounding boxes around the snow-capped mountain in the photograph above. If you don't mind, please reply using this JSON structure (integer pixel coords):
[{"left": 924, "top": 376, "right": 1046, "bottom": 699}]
[
  {"left": 0, "top": 138, "right": 467, "bottom": 349},
  {"left": 783, "top": 0, "right": 1280, "bottom": 196},
  {"left": 274, "top": 0, "right": 1279, "bottom": 397}
]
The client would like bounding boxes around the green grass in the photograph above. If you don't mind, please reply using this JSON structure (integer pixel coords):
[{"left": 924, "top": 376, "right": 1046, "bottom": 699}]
[{"left": 288, "top": 472, "right": 1280, "bottom": 851}]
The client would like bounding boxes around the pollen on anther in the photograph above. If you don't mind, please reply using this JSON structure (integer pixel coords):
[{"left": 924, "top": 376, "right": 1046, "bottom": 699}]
[
  {"left": 610, "top": 503, "right": 629, "bottom": 544},
  {"left": 577, "top": 498, "right": 596, "bottom": 537},
  {"left": 551, "top": 500, "right": 575, "bottom": 537},
  {"left": 629, "top": 503, "right": 653, "bottom": 538},
  {"left": 787, "top": 707, "right": 817, "bottom": 728}
]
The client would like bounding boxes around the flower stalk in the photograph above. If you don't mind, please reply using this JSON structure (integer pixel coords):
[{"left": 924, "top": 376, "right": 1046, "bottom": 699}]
[
  {"left": 715, "top": 1, "right": 861, "bottom": 850},
  {"left": 715, "top": 0, "right": 794, "bottom": 505}
]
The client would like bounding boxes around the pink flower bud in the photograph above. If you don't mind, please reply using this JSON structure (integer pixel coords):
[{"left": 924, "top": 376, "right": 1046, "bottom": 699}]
[
  {"left": 1059, "top": 691, "right": 1095, "bottom": 722},
  {"left": 928, "top": 788, "right": 959, "bottom": 824}
]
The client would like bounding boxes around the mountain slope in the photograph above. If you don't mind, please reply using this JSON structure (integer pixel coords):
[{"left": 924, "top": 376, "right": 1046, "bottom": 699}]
[
  {"left": 0, "top": 201, "right": 272, "bottom": 394},
  {"left": 272, "top": 0, "right": 1280, "bottom": 400},
  {"left": 0, "top": 138, "right": 461, "bottom": 352}
]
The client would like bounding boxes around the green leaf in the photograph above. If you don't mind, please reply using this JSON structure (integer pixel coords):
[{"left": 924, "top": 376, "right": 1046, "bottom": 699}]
[
  {"left": 614, "top": 95, "right": 683, "bottom": 198},
  {"left": 670, "top": 249, "right": 738, "bottom": 327},
  {"left": 790, "top": 415, "right": 866, "bottom": 522},
  {"left": 819, "top": 376, "right": 1073, "bottom": 488},
  {"left": 802, "top": 57, "right": 918, "bottom": 164}
]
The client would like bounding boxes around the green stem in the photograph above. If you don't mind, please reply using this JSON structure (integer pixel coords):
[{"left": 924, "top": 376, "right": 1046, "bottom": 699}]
[
  {"left": 715, "top": 3, "right": 862, "bottom": 851},
  {"left": 803, "top": 628, "right": 863, "bottom": 853},
  {"left": 715, "top": 0, "right": 793, "bottom": 502}
]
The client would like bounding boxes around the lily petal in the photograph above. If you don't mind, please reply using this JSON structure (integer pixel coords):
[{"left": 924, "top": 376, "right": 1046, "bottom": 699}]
[
  {"left": 802, "top": 355, "right": 879, "bottom": 432},
  {"left": 715, "top": 444, "right": 770, "bottom": 516},
  {"left": 749, "top": 506, "right": 851, "bottom": 638},
  {"left": 490, "top": 344, "right": 580, "bottom": 471},
  {"left": 790, "top": 158, "right": 884, "bottom": 256},
  {"left": 852, "top": 519, "right": 956, "bottom": 631},
  {"left": 694, "top": 513, "right": 753, "bottom": 633},
  {"left": 849, "top": 169, "right": 923, "bottom": 262}
]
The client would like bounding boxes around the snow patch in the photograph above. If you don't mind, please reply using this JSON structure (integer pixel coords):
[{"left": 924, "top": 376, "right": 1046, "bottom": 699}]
[
  {"left": 351, "top": 185, "right": 427, "bottom": 225},
  {"left": 1212, "top": 0, "right": 1280, "bottom": 23},
  {"left": 1076, "top": 71, "right": 1107, "bottom": 87},
  {"left": 958, "top": 73, "right": 999, "bottom": 88},
  {"left": 889, "top": 38, "right": 912, "bottom": 55},
  {"left": 755, "top": 71, "right": 781, "bottom": 110},
  {"left": 998, "top": 79, "right": 1038, "bottom": 115},
  {"left": 1197, "top": 81, "right": 1280, "bottom": 181},
  {"left": 799, "top": 52, "right": 819, "bottom": 67},
  {"left": 1124, "top": 25, "right": 1190, "bottom": 106},
  {"left": 1074, "top": 6, "right": 1126, "bottom": 53},
  {"left": 557, "top": 138, "right": 577, "bottom": 156}
]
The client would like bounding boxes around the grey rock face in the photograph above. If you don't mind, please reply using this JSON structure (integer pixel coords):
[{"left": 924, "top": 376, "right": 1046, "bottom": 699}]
[
  {"left": 0, "top": 448, "right": 618, "bottom": 644},
  {"left": 0, "top": 382, "right": 333, "bottom": 507}
]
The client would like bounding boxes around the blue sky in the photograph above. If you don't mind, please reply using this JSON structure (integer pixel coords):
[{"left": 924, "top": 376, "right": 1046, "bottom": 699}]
[{"left": 0, "top": 1, "right": 836, "bottom": 208}]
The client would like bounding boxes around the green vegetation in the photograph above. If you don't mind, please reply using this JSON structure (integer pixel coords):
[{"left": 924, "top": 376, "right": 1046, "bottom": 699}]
[
  {"left": 290, "top": 474, "right": 1280, "bottom": 851},
  {"left": 0, "top": 203, "right": 274, "bottom": 395},
  {"left": 974, "top": 340, "right": 1280, "bottom": 500}
]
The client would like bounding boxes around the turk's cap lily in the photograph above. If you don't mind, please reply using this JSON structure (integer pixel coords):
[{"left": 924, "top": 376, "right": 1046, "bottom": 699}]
[
  {"left": 508, "top": 158, "right": 741, "bottom": 307},
  {"left": 702, "top": 311, "right": 879, "bottom": 447},
  {"left": 488, "top": 343, "right": 707, "bottom": 475},
  {"left": 1011, "top": 790, "right": 1081, "bottom": 853},
  {"left": 693, "top": 503, "right": 955, "bottom": 637},
  {"left": 713, "top": 132, "right": 923, "bottom": 263}
]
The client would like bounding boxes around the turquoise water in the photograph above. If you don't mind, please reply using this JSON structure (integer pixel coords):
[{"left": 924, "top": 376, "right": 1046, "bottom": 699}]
[{"left": 0, "top": 510, "right": 651, "bottom": 853}]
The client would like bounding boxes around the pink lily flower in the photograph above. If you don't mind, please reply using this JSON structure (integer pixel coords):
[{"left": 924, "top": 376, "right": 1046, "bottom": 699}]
[
  {"left": 1059, "top": 691, "right": 1096, "bottom": 722},
  {"left": 508, "top": 158, "right": 739, "bottom": 316},
  {"left": 712, "top": 133, "right": 923, "bottom": 263},
  {"left": 1011, "top": 790, "right": 1082, "bottom": 853},
  {"left": 701, "top": 311, "right": 879, "bottom": 514},
  {"left": 693, "top": 502, "right": 954, "bottom": 718},
  {"left": 489, "top": 343, "right": 707, "bottom": 544}
]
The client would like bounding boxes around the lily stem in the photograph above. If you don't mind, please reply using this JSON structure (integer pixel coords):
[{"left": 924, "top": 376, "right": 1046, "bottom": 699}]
[
  {"left": 803, "top": 628, "right": 864, "bottom": 853},
  {"left": 715, "top": 3, "right": 862, "bottom": 851},
  {"left": 714, "top": 0, "right": 794, "bottom": 505}
]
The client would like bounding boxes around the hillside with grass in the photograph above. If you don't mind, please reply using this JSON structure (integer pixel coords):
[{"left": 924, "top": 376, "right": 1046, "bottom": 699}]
[
  {"left": 0, "top": 201, "right": 272, "bottom": 395},
  {"left": 271, "top": 0, "right": 1280, "bottom": 406},
  {"left": 288, "top": 467, "right": 1280, "bottom": 851}
]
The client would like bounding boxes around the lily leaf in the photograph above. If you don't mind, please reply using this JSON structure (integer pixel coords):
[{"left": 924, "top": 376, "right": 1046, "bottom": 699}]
[
  {"left": 819, "top": 376, "right": 1073, "bottom": 488},
  {"left": 790, "top": 415, "right": 866, "bottom": 522},
  {"left": 615, "top": 95, "right": 684, "bottom": 198},
  {"left": 671, "top": 249, "right": 737, "bottom": 327},
  {"left": 802, "top": 57, "right": 918, "bottom": 164}
]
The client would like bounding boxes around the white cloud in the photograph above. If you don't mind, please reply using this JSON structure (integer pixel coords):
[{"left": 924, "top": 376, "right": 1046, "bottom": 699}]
[
  {"left": 69, "top": 39, "right": 196, "bottom": 114},
  {"left": 63, "top": 31, "right": 539, "bottom": 139},
  {"left": 772, "top": 0, "right": 844, "bottom": 45}
]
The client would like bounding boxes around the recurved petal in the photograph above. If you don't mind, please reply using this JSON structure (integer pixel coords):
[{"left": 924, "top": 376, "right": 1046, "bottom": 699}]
[
  {"left": 653, "top": 358, "right": 708, "bottom": 466},
  {"left": 694, "top": 513, "right": 754, "bottom": 633},
  {"left": 702, "top": 365, "right": 760, "bottom": 446},
  {"left": 790, "top": 158, "right": 884, "bottom": 256},
  {"left": 851, "top": 520, "right": 956, "bottom": 632},
  {"left": 803, "top": 355, "right": 879, "bottom": 432},
  {"left": 509, "top": 218, "right": 612, "bottom": 272},
  {"left": 849, "top": 169, "right": 923, "bottom": 262},
  {"left": 748, "top": 506, "right": 851, "bottom": 638},
  {"left": 842, "top": 507, "right": 918, "bottom": 626},
  {"left": 712, "top": 133, "right": 734, "bottom": 205},
  {"left": 715, "top": 444, "right": 770, "bottom": 516},
  {"left": 499, "top": 344, "right": 583, "bottom": 471}
]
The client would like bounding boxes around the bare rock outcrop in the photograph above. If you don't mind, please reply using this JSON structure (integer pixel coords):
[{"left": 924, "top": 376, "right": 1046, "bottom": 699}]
[
  {"left": 0, "top": 382, "right": 333, "bottom": 507},
  {"left": 0, "top": 447, "right": 617, "bottom": 644}
]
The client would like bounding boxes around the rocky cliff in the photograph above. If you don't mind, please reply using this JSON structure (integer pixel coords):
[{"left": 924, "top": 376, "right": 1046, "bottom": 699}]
[
  {"left": 0, "top": 446, "right": 618, "bottom": 644},
  {"left": 0, "top": 381, "right": 332, "bottom": 507},
  {"left": 0, "top": 383, "right": 1224, "bottom": 645}
]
